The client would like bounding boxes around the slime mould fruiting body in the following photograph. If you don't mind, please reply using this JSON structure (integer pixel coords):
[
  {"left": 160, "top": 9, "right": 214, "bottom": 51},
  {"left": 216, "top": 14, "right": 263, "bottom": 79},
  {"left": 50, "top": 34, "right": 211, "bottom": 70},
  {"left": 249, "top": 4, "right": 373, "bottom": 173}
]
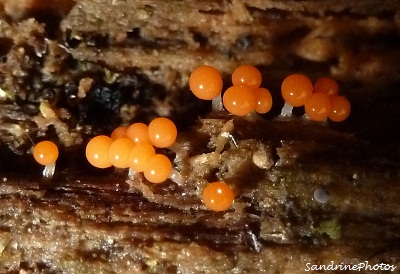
[{"left": 43, "top": 65, "right": 351, "bottom": 212}]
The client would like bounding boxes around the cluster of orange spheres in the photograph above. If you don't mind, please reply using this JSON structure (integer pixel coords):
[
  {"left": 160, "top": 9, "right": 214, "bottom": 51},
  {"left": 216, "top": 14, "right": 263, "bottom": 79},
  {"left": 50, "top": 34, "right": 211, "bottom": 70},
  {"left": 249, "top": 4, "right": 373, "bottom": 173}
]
[
  {"left": 189, "top": 65, "right": 351, "bottom": 122},
  {"left": 86, "top": 118, "right": 235, "bottom": 212},
  {"left": 32, "top": 132, "right": 235, "bottom": 212},
  {"left": 34, "top": 65, "right": 352, "bottom": 214},
  {"left": 281, "top": 74, "right": 351, "bottom": 122},
  {"left": 85, "top": 117, "right": 177, "bottom": 184},
  {"left": 189, "top": 65, "right": 273, "bottom": 117}
]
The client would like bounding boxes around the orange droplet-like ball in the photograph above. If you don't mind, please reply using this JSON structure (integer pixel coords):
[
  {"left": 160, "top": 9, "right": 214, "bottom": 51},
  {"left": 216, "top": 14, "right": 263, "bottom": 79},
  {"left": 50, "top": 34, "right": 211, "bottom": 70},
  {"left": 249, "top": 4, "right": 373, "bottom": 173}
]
[
  {"left": 223, "top": 85, "right": 256, "bottom": 116},
  {"left": 126, "top": 123, "right": 151, "bottom": 144},
  {"left": 143, "top": 154, "right": 172, "bottom": 184},
  {"left": 202, "top": 181, "right": 234, "bottom": 212},
  {"left": 109, "top": 137, "right": 135, "bottom": 168},
  {"left": 148, "top": 117, "right": 177, "bottom": 148},
  {"left": 329, "top": 96, "right": 351, "bottom": 122},
  {"left": 189, "top": 65, "right": 223, "bottom": 100},
  {"left": 313, "top": 77, "right": 339, "bottom": 96},
  {"left": 33, "top": 140, "right": 59, "bottom": 166},
  {"left": 281, "top": 74, "right": 313, "bottom": 107},
  {"left": 86, "top": 135, "right": 113, "bottom": 169},
  {"left": 111, "top": 126, "right": 128, "bottom": 140},
  {"left": 253, "top": 87, "right": 273, "bottom": 114},
  {"left": 231, "top": 65, "right": 262, "bottom": 88},
  {"left": 304, "top": 92, "right": 333, "bottom": 121},
  {"left": 129, "top": 143, "right": 156, "bottom": 172}
]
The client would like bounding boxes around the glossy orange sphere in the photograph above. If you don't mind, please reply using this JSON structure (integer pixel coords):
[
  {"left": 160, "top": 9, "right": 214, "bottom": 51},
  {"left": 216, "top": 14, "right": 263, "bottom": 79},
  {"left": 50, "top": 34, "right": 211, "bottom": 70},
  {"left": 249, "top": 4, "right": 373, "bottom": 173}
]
[
  {"left": 313, "top": 77, "right": 339, "bottom": 96},
  {"left": 143, "top": 154, "right": 172, "bottom": 184},
  {"left": 33, "top": 141, "right": 59, "bottom": 166},
  {"left": 231, "top": 65, "right": 262, "bottom": 88},
  {"left": 189, "top": 66, "right": 223, "bottom": 100},
  {"left": 86, "top": 135, "right": 113, "bottom": 169},
  {"left": 304, "top": 92, "right": 333, "bottom": 121},
  {"left": 281, "top": 74, "right": 313, "bottom": 107},
  {"left": 109, "top": 138, "right": 135, "bottom": 168},
  {"left": 111, "top": 126, "right": 128, "bottom": 140},
  {"left": 148, "top": 117, "right": 177, "bottom": 148},
  {"left": 253, "top": 87, "right": 273, "bottom": 114},
  {"left": 126, "top": 123, "right": 151, "bottom": 144},
  {"left": 202, "top": 181, "right": 234, "bottom": 212},
  {"left": 329, "top": 96, "right": 351, "bottom": 122},
  {"left": 223, "top": 85, "right": 256, "bottom": 116},
  {"left": 129, "top": 143, "right": 156, "bottom": 172}
]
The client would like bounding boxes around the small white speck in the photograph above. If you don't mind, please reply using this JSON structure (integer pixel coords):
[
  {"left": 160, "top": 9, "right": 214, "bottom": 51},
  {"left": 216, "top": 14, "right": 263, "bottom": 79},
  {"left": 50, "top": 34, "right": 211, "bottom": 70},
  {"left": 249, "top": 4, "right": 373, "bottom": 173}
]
[
  {"left": 246, "top": 228, "right": 261, "bottom": 252},
  {"left": 314, "top": 188, "right": 330, "bottom": 204},
  {"left": 220, "top": 132, "right": 238, "bottom": 148},
  {"left": 2, "top": 177, "right": 7, "bottom": 182},
  {"left": 0, "top": 88, "right": 8, "bottom": 99}
]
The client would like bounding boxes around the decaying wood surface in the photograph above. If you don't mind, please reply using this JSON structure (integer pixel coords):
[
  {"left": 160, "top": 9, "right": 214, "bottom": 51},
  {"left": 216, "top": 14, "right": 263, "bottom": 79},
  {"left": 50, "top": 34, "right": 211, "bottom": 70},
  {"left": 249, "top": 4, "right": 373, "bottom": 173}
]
[{"left": 0, "top": 0, "right": 399, "bottom": 273}]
